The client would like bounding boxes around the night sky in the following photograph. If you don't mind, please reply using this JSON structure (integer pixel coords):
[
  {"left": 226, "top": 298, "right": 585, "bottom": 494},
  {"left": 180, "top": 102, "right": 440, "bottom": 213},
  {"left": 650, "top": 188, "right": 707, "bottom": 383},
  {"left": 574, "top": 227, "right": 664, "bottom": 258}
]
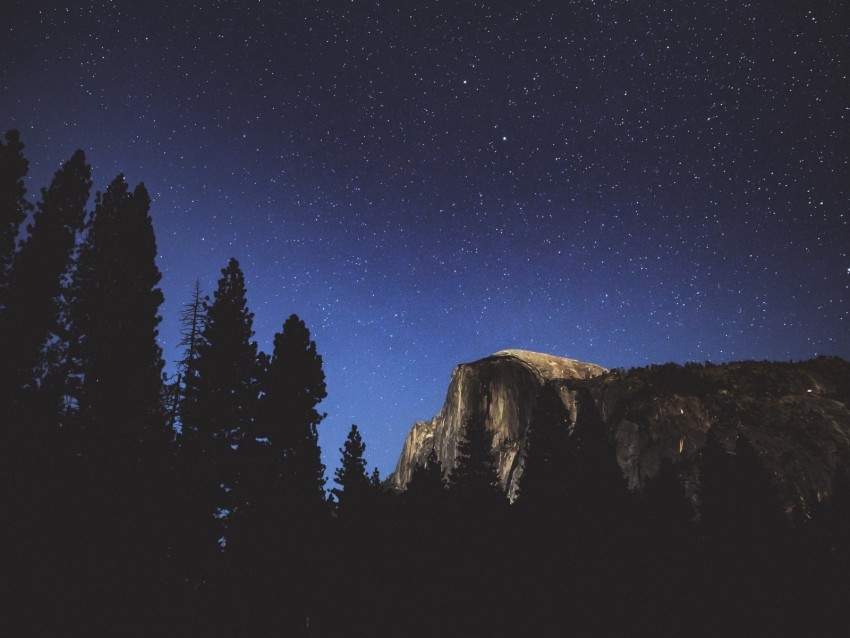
[{"left": 3, "top": 1, "right": 848, "bottom": 477}]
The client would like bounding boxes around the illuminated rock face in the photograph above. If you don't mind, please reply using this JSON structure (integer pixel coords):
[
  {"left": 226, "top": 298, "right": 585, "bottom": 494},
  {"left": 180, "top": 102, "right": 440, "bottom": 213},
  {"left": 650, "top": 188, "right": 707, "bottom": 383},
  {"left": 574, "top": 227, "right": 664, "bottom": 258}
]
[
  {"left": 390, "top": 350, "right": 607, "bottom": 500},
  {"left": 392, "top": 352, "right": 850, "bottom": 507}
]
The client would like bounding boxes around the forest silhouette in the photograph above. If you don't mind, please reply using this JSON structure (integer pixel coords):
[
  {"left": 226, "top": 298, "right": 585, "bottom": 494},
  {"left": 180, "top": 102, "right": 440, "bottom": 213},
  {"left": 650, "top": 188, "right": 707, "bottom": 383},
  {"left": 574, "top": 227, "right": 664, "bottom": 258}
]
[{"left": 3, "top": 131, "right": 850, "bottom": 635}]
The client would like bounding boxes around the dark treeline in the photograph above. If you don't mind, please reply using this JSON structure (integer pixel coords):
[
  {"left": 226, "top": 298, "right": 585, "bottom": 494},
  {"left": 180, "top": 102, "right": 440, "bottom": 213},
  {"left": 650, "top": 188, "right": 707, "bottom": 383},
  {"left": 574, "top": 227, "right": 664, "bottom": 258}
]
[{"left": 4, "top": 132, "right": 850, "bottom": 635}]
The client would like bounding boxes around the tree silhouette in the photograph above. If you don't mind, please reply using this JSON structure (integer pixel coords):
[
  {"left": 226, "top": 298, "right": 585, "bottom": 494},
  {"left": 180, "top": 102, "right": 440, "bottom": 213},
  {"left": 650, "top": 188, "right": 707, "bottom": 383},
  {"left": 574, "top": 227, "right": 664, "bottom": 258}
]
[
  {"left": 54, "top": 175, "right": 175, "bottom": 628},
  {"left": 0, "top": 149, "right": 91, "bottom": 404},
  {"left": 517, "top": 384, "right": 571, "bottom": 512},
  {"left": 698, "top": 427, "right": 733, "bottom": 540},
  {"left": 637, "top": 456, "right": 698, "bottom": 631},
  {"left": 333, "top": 424, "right": 372, "bottom": 516},
  {"left": 1, "top": 143, "right": 91, "bottom": 635},
  {"left": 731, "top": 434, "right": 787, "bottom": 538},
  {"left": 697, "top": 429, "right": 791, "bottom": 630},
  {"left": 698, "top": 429, "right": 786, "bottom": 547},
  {"left": 560, "top": 387, "right": 631, "bottom": 534},
  {"left": 1, "top": 151, "right": 94, "bottom": 631},
  {"left": 170, "top": 279, "right": 205, "bottom": 428},
  {"left": 448, "top": 414, "right": 504, "bottom": 507},
  {"left": 225, "top": 312, "right": 327, "bottom": 634},
  {"left": 256, "top": 313, "right": 327, "bottom": 510},
  {"left": 406, "top": 448, "right": 447, "bottom": 509},
  {"left": 0, "top": 129, "right": 31, "bottom": 309},
  {"left": 178, "top": 258, "right": 259, "bottom": 576},
  {"left": 69, "top": 176, "right": 168, "bottom": 457},
  {"left": 641, "top": 457, "right": 694, "bottom": 540}
]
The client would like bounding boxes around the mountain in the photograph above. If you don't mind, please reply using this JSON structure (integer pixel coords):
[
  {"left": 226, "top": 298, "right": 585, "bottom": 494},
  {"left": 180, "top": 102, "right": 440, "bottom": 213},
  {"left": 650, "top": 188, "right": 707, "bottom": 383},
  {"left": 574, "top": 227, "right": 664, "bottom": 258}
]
[{"left": 391, "top": 350, "right": 850, "bottom": 506}]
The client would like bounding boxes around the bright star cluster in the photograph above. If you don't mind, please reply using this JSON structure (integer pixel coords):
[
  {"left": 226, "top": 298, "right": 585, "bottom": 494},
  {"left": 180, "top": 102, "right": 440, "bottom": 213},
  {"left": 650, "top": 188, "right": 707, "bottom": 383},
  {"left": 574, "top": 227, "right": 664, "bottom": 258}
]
[{"left": 2, "top": 1, "right": 847, "bottom": 475}]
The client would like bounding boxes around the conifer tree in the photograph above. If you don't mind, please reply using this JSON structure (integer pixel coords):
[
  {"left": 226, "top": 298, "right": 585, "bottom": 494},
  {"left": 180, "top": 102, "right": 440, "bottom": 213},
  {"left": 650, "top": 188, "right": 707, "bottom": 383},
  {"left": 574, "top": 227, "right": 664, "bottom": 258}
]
[
  {"left": 560, "top": 387, "right": 631, "bottom": 530},
  {"left": 517, "top": 384, "right": 572, "bottom": 511},
  {"left": 69, "top": 176, "right": 167, "bottom": 457},
  {"left": 33, "top": 173, "right": 174, "bottom": 626},
  {"left": 729, "top": 434, "right": 787, "bottom": 545},
  {"left": 333, "top": 424, "right": 371, "bottom": 515},
  {"left": 2, "top": 143, "right": 90, "bottom": 632},
  {"left": 256, "top": 313, "right": 327, "bottom": 510},
  {"left": 0, "top": 149, "right": 91, "bottom": 401},
  {"left": 698, "top": 427, "right": 736, "bottom": 544},
  {"left": 641, "top": 457, "right": 694, "bottom": 538},
  {"left": 0, "top": 129, "right": 30, "bottom": 307},
  {"left": 406, "top": 448, "right": 447, "bottom": 511},
  {"left": 227, "top": 312, "right": 327, "bottom": 634},
  {"left": 179, "top": 257, "right": 259, "bottom": 552},
  {"left": 448, "top": 415, "right": 504, "bottom": 506}
]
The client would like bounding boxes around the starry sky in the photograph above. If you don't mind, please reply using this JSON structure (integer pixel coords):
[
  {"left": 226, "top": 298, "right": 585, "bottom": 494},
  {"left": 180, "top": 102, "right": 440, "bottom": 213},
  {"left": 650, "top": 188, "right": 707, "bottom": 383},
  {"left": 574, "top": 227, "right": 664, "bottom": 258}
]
[{"left": 3, "top": 0, "right": 848, "bottom": 477}]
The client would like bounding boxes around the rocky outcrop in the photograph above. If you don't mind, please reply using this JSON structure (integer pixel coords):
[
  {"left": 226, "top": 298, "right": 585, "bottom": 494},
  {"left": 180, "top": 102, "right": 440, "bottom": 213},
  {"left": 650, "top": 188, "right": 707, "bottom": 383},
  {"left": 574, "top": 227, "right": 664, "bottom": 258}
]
[
  {"left": 390, "top": 350, "right": 607, "bottom": 500},
  {"left": 391, "top": 352, "right": 850, "bottom": 507}
]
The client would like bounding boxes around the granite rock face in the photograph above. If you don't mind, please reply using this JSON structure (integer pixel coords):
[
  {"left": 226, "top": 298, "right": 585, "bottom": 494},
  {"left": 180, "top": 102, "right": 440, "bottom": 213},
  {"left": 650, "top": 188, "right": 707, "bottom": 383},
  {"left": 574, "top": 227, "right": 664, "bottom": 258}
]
[
  {"left": 390, "top": 350, "right": 607, "bottom": 500},
  {"left": 391, "top": 351, "right": 850, "bottom": 507}
]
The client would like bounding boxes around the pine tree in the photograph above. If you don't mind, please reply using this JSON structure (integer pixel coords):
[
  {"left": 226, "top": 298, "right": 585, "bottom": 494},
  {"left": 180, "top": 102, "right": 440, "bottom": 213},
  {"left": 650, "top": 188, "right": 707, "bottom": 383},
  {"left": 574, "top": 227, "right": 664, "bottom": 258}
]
[
  {"left": 257, "top": 313, "right": 327, "bottom": 510},
  {"left": 227, "top": 312, "right": 327, "bottom": 634},
  {"left": 2, "top": 145, "right": 90, "bottom": 633},
  {"left": 698, "top": 427, "right": 736, "bottom": 544},
  {"left": 69, "top": 176, "right": 167, "bottom": 457},
  {"left": 0, "top": 149, "right": 91, "bottom": 402},
  {"left": 56, "top": 175, "right": 175, "bottom": 622},
  {"left": 333, "top": 424, "right": 372, "bottom": 515},
  {"left": 560, "top": 387, "right": 631, "bottom": 530},
  {"left": 517, "top": 384, "right": 572, "bottom": 511},
  {"left": 729, "top": 434, "right": 787, "bottom": 545},
  {"left": 179, "top": 257, "right": 259, "bottom": 555},
  {"left": 448, "top": 415, "right": 504, "bottom": 506},
  {"left": 0, "top": 129, "right": 31, "bottom": 308},
  {"left": 641, "top": 457, "right": 694, "bottom": 538},
  {"left": 1, "top": 152, "right": 92, "bottom": 602},
  {"left": 406, "top": 448, "right": 447, "bottom": 510}
]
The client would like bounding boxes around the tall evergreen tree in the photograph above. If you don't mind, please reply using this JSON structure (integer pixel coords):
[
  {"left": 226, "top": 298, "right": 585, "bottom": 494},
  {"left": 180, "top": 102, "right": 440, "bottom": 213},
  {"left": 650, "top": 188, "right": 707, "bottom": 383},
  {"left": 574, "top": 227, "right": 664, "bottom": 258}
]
[
  {"left": 2, "top": 144, "right": 90, "bottom": 635},
  {"left": 560, "top": 387, "right": 631, "bottom": 531},
  {"left": 406, "top": 448, "right": 447, "bottom": 508},
  {"left": 0, "top": 129, "right": 30, "bottom": 307},
  {"left": 517, "top": 384, "right": 572, "bottom": 511},
  {"left": 1, "top": 153, "right": 92, "bottom": 610},
  {"left": 256, "top": 313, "right": 327, "bottom": 509},
  {"left": 226, "top": 312, "right": 327, "bottom": 635},
  {"left": 697, "top": 431, "right": 791, "bottom": 627},
  {"left": 728, "top": 434, "right": 787, "bottom": 547},
  {"left": 0, "top": 149, "right": 90, "bottom": 402},
  {"left": 333, "top": 424, "right": 371, "bottom": 515},
  {"left": 56, "top": 175, "right": 175, "bottom": 627},
  {"left": 179, "top": 257, "right": 259, "bottom": 555},
  {"left": 448, "top": 414, "right": 504, "bottom": 506},
  {"left": 69, "top": 176, "right": 167, "bottom": 457},
  {"left": 641, "top": 457, "right": 695, "bottom": 539}
]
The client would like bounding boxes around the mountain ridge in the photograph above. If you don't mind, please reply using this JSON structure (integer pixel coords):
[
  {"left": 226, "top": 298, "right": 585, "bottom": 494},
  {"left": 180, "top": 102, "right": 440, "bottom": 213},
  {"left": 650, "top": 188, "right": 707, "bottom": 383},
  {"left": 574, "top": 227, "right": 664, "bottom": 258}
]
[{"left": 391, "top": 351, "right": 850, "bottom": 506}]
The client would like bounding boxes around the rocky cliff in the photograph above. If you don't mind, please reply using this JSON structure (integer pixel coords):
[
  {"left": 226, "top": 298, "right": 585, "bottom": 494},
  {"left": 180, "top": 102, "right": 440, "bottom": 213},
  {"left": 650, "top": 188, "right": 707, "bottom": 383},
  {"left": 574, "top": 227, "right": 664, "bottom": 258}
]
[
  {"left": 390, "top": 350, "right": 607, "bottom": 500},
  {"left": 391, "top": 351, "right": 850, "bottom": 506}
]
